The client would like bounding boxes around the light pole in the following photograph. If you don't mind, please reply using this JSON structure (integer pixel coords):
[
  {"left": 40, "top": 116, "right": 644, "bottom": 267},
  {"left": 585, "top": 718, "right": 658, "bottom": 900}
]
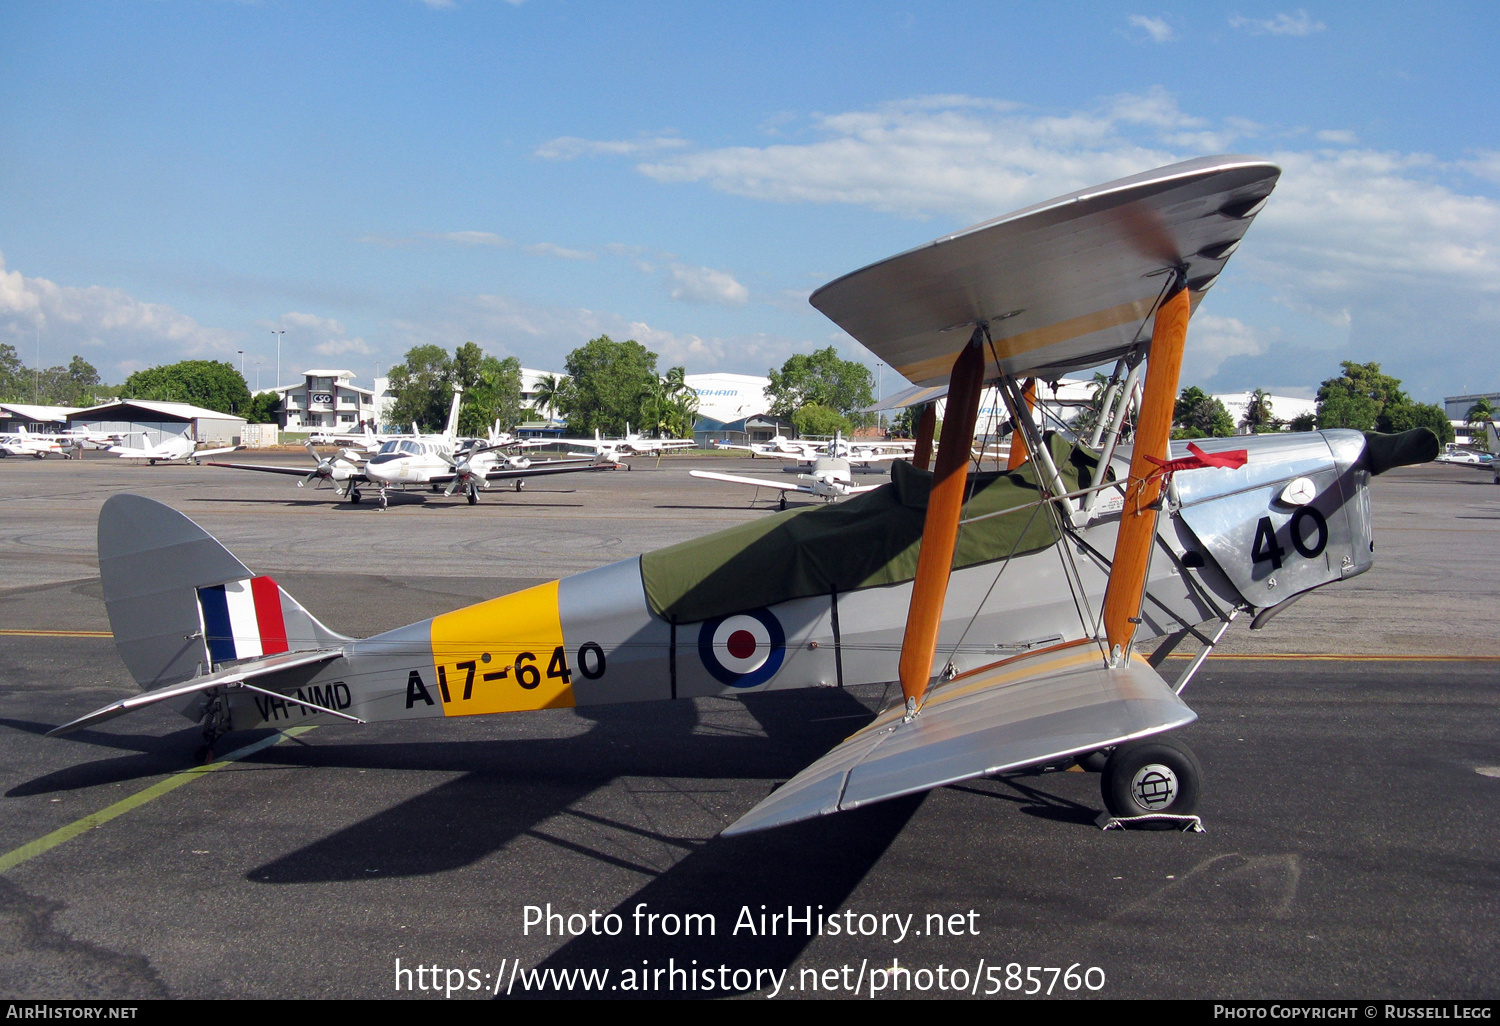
[
  {"left": 238, "top": 350, "right": 245, "bottom": 378},
  {"left": 270, "top": 330, "right": 284, "bottom": 387}
]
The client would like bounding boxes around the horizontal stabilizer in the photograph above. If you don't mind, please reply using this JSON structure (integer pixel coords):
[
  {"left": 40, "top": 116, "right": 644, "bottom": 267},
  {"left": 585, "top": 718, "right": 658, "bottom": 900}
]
[
  {"left": 723, "top": 643, "right": 1194, "bottom": 836},
  {"left": 48, "top": 648, "right": 346, "bottom": 737}
]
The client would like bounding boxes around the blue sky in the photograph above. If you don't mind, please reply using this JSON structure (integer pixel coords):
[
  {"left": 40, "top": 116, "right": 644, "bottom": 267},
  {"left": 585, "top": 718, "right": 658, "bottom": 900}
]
[{"left": 2, "top": 1, "right": 1497, "bottom": 402}]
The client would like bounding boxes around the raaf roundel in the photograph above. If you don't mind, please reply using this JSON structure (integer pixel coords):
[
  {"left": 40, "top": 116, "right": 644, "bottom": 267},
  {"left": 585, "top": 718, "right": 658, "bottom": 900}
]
[{"left": 698, "top": 608, "right": 786, "bottom": 687}]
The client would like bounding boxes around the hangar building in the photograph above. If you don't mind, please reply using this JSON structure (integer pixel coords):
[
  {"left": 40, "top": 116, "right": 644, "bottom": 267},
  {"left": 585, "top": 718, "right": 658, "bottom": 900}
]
[{"left": 67, "top": 400, "right": 247, "bottom": 447}]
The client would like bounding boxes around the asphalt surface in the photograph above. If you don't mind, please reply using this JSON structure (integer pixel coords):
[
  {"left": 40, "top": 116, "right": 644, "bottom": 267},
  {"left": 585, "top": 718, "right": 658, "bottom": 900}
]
[{"left": 0, "top": 450, "right": 1496, "bottom": 999}]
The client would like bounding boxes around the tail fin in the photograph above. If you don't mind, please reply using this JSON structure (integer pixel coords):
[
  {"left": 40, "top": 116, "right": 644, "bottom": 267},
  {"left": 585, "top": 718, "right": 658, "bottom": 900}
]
[
  {"left": 99, "top": 495, "right": 347, "bottom": 690},
  {"left": 445, "top": 386, "right": 464, "bottom": 439}
]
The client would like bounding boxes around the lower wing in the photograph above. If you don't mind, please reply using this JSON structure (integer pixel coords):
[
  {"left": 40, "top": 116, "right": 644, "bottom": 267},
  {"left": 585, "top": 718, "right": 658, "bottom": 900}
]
[{"left": 723, "top": 642, "right": 1194, "bottom": 835}]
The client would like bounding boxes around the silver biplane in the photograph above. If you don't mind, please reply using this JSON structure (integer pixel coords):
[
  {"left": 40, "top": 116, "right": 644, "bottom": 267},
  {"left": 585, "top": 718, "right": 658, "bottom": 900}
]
[{"left": 52, "top": 157, "right": 1436, "bottom": 833}]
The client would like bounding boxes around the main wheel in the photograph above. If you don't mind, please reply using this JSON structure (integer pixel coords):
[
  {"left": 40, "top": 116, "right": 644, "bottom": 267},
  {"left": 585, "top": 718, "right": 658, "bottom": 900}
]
[
  {"left": 515, "top": 479, "right": 525, "bottom": 492},
  {"left": 778, "top": 494, "right": 788, "bottom": 510},
  {"left": 1101, "top": 736, "right": 1201, "bottom": 817},
  {"left": 350, "top": 489, "right": 362, "bottom": 504},
  {"left": 467, "top": 488, "right": 477, "bottom": 505}
]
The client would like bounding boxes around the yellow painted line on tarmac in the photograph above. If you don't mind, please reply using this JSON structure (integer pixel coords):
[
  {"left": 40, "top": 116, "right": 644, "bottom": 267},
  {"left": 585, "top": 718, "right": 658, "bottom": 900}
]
[
  {"left": 0, "top": 629, "right": 112, "bottom": 638},
  {"left": 1163, "top": 653, "right": 1500, "bottom": 662},
  {"left": 0, "top": 725, "right": 317, "bottom": 874}
]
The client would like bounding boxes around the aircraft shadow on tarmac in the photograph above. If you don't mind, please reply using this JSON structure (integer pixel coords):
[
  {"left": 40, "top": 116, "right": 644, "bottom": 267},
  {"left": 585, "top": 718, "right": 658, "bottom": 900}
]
[{"left": 239, "top": 689, "right": 893, "bottom": 885}]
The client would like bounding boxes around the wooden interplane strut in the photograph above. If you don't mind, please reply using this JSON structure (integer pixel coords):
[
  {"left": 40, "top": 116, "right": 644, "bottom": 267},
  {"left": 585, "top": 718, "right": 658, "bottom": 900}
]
[
  {"left": 1006, "top": 378, "right": 1037, "bottom": 470},
  {"left": 1100, "top": 285, "right": 1191, "bottom": 657},
  {"left": 913, "top": 403, "right": 936, "bottom": 472},
  {"left": 897, "top": 331, "right": 987, "bottom": 706}
]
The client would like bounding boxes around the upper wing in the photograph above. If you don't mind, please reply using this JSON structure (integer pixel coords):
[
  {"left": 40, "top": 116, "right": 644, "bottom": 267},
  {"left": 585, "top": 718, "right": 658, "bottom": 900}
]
[
  {"left": 689, "top": 469, "right": 810, "bottom": 495},
  {"left": 723, "top": 642, "right": 1194, "bottom": 835},
  {"left": 812, "top": 156, "right": 1279, "bottom": 387}
]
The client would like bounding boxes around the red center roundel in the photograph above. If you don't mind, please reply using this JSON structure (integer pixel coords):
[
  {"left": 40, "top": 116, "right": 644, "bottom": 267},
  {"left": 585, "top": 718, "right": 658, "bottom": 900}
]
[{"left": 726, "top": 629, "right": 757, "bottom": 659}]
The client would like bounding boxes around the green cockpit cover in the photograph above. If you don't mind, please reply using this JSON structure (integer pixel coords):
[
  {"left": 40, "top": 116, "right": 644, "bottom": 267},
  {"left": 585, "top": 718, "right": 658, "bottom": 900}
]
[{"left": 642, "top": 435, "right": 1088, "bottom": 624}]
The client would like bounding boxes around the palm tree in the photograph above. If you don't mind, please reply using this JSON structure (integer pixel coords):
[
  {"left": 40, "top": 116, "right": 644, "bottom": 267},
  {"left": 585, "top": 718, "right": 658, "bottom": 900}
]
[
  {"left": 1243, "top": 388, "right": 1277, "bottom": 434},
  {"left": 532, "top": 374, "right": 569, "bottom": 426},
  {"left": 1465, "top": 397, "right": 1496, "bottom": 449}
]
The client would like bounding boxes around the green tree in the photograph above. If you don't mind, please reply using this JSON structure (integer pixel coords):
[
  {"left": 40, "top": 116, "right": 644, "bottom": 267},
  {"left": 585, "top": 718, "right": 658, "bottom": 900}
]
[
  {"left": 386, "top": 344, "right": 454, "bottom": 432},
  {"left": 766, "top": 347, "right": 875, "bottom": 423},
  {"left": 557, "top": 335, "right": 658, "bottom": 435},
  {"left": 792, "top": 403, "right": 854, "bottom": 437},
  {"left": 1465, "top": 397, "right": 1495, "bottom": 447},
  {"left": 1382, "top": 400, "right": 1455, "bottom": 444},
  {"left": 1315, "top": 361, "right": 1402, "bottom": 431},
  {"left": 531, "top": 374, "right": 570, "bottom": 425},
  {"left": 1173, "top": 386, "right": 1234, "bottom": 438},
  {"left": 1287, "top": 411, "right": 1318, "bottom": 432},
  {"left": 244, "top": 391, "right": 282, "bottom": 425},
  {"left": 0, "top": 344, "right": 24, "bottom": 401},
  {"left": 118, "top": 360, "right": 251, "bottom": 414},
  {"left": 458, "top": 351, "right": 525, "bottom": 435},
  {"left": 644, "top": 366, "right": 699, "bottom": 438},
  {"left": 1242, "top": 388, "right": 1280, "bottom": 433}
]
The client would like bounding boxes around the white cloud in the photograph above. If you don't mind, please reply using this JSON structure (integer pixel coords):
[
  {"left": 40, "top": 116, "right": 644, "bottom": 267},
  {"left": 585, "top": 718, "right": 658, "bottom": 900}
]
[
  {"left": 636, "top": 91, "right": 1210, "bottom": 219},
  {"left": 1128, "top": 14, "right": 1177, "bottom": 42},
  {"left": 613, "top": 92, "right": 1499, "bottom": 397},
  {"left": 524, "top": 242, "right": 597, "bottom": 261},
  {"left": 1316, "top": 129, "right": 1358, "bottom": 144},
  {"left": 1461, "top": 151, "right": 1500, "bottom": 185},
  {"left": 1229, "top": 10, "right": 1326, "bottom": 35},
  {"left": 1183, "top": 314, "right": 1272, "bottom": 380},
  {"left": 0, "top": 252, "right": 240, "bottom": 381},
  {"left": 273, "top": 312, "right": 374, "bottom": 359},
  {"left": 534, "top": 135, "right": 689, "bottom": 161},
  {"left": 427, "top": 230, "right": 510, "bottom": 247},
  {"left": 668, "top": 265, "right": 749, "bottom": 306}
]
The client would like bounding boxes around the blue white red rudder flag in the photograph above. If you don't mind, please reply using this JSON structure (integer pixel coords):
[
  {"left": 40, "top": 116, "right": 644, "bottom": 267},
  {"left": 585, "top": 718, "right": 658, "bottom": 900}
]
[{"left": 196, "top": 576, "right": 290, "bottom": 663}]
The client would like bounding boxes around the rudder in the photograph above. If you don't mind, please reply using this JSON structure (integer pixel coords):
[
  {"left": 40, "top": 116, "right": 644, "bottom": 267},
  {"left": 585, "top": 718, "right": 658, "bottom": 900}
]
[{"left": 98, "top": 494, "right": 347, "bottom": 689}]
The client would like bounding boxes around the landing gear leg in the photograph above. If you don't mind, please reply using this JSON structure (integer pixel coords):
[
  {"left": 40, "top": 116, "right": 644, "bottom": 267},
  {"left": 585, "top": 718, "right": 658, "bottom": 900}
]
[
  {"left": 378, "top": 488, "right": 389, "bottom": 510},
  {"left": 194, "top": 689, "right": 230, "bottom": 764}
]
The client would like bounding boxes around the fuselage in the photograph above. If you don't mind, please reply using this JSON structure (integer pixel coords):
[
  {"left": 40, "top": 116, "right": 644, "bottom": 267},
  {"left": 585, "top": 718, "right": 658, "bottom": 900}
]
[{"left": 203, "top": 430, "right": 1379, "bottom": 734}]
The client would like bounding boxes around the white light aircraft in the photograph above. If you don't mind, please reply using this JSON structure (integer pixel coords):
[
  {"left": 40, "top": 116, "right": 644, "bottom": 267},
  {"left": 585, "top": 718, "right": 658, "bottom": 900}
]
[
  {"left": 50, "top": 157, "right": 1440, "bottom": 833},
  {"left": 527, "top": 427, "right": 695, "bottom": 461},
  {"left": 108, "top": 433, "right": 244, "bottom": 465},
  {"left": 691, "top": 456, "right": 884, "bottom": 509}
]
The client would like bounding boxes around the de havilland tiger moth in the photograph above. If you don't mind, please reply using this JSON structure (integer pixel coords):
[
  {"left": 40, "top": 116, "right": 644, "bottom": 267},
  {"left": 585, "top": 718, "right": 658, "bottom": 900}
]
[{"left": 51, "top": 156, "right": 1437, "bottom": 834}]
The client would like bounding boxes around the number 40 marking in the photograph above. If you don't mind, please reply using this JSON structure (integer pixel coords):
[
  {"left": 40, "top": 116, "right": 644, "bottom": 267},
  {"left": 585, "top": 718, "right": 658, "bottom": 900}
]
[{"left": 1252, "top": 506, "right": 1328, "bottom": 571}]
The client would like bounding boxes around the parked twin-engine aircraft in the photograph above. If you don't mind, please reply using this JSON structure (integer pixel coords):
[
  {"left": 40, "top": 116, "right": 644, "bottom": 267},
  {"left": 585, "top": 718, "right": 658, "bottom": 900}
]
[
  {"left": 212, "top": 391, "right": 612, "bottom": 507},
  {"left": 108, "top": 433, "right": 243, "bottom": 465},
  {"left": 55, "top": 157, "right": 1437, "bottom": 834}
]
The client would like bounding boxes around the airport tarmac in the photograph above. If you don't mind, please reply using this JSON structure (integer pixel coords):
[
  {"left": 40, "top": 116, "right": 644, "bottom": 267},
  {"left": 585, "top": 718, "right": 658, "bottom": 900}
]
[{"left": 0, "top": 452, "right": 1496, "bottom": 999}]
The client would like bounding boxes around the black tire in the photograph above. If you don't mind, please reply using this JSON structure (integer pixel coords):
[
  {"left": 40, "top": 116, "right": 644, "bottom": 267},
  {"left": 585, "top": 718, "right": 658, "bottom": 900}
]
[
  {"left": 350, "top": 489, "right": 362, "bottom": 504},
  {"left": 778, "top": 494, "right": 788, "bottom": 511},
  {"left": 1101, "top": 736, "right": 1201, "bottom": 817},
  {"left": 515, "top": 479, "right": 524, "bottom": 492},
  {"left": 467, "top": 488, "right": 477, "bottom": 505}
]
